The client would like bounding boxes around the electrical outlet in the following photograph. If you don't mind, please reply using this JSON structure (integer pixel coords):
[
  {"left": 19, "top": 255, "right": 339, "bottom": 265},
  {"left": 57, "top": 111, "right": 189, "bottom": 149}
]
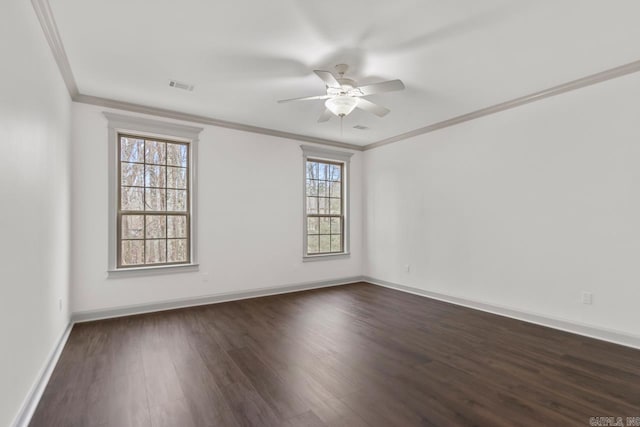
[
  {"left": 581, "top": 292, "right": 593, "bottom": 305},
  {"left": 202, "top": 272, "right": 209, "bottom": 282},
  {"left": 404, "top": 264, "right": 411, "bottom": 273}
]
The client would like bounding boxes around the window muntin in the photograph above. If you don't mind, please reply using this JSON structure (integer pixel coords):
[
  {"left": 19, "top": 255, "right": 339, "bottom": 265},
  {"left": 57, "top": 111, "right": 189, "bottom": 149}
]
[
  {"left": 117, "top": 133, "right": 190, "bottom": 268},
  {"left": 305, "top": 159, "right": 344, "bottom": 255}
]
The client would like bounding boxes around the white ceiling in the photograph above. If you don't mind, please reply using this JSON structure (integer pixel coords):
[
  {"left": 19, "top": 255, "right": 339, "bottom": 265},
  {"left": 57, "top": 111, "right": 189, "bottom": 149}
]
[{"left": 50, "top": 0, "right": 640, "bottom": 146}]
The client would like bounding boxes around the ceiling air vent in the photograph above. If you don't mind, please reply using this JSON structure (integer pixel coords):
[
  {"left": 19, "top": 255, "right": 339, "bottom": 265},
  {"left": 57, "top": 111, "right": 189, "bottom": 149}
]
[
  {"left": 353, "top": 125, "right": 369, "bottom": 130},
  {"left": 169, "top": 80, "right": 194, "bottom": 92}
]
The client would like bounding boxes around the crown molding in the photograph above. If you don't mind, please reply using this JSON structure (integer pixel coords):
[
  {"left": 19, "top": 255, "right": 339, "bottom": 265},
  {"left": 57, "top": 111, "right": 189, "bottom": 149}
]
[
  {"left": 75, "top": 94, "right": 364, "bottom": 151},
  {"left": 30, "top": 0, "right": 362, "bottom": 151},
  {"left": 32, "top": 0, "right": 640, "bottom": 153},
  {"left": 363, "top": 59, "right": 640, "bottom": 150},
  {"left": 31, "top": 0, "right": 79, "bottom": 98}
]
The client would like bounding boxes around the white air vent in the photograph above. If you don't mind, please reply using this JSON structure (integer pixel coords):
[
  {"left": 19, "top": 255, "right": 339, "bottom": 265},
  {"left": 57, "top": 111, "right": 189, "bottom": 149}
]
[
  {"left": 169, "top": 80, "right": 194, "bottom": 91},
  {"left": 353, "top": 125, "right": 369, "bottom": 130}
]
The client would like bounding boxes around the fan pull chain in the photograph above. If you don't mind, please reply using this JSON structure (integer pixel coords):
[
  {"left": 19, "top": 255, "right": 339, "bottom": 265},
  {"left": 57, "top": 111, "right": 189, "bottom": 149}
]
[{"left": 340, "top": 115, "right": 343, "bottom": 137}]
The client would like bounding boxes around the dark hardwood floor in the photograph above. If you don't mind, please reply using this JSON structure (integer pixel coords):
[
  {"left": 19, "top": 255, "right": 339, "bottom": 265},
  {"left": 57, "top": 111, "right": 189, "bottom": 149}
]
[{"left": 31, "top": 282, "right": 640, "bottom": 426}]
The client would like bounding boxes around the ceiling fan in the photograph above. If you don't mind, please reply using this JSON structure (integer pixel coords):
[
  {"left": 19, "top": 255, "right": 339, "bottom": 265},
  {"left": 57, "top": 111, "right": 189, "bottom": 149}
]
[{"left": 277, "top": 64, "right": 405, "bottom": 122}]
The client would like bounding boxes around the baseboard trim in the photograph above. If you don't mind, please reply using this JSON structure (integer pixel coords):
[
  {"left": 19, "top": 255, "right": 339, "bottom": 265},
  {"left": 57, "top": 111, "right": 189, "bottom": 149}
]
[
  {"left": 20, "top": 275, "right": 638, "bottom": 427},
  {"left": 11, "top": 321, "right": 73, "bottom": 427},
  {"left": 13, "top": 277, "right": 363, "bottom": 426},
  {"left": 363, "top": 276, "right": 640, "bottom": 350},
  {"left": 72, "top": 276, "right": 365, "bottom": 323}
]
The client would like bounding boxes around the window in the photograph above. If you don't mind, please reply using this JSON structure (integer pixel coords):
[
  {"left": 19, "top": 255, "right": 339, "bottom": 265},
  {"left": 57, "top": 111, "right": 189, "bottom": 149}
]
[
  {"left": 118, "top": 134, "right": 190, "bottom": 267},
  {"left": 305, "top": 159, "right": 344, "bottom": 254},
  {"left": 301, "top": 145, "right": 353, "bottom": 259},
  {"left": 105, "top": 113, "right": 202, "bottom": 272}
]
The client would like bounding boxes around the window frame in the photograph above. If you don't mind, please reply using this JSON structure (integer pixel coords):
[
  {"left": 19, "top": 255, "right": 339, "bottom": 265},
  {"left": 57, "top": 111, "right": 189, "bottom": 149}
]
[
  {"left": 301, "top": 145, "right": 353, "bottom": 261},
  {"left": 105, "top": 112, "right": 203, "bottom": 275},
  {"left": 116, "top": 133, "right": 191, "bottom": 268}
]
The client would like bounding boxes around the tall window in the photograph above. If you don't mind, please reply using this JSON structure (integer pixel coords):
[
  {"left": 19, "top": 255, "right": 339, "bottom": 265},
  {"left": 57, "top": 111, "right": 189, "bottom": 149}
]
[
  {"left": 118, "top": 133, "right": 191, "bottom": 267},
  {"left": 302, "top": 145, "right": 353, "bottom": 259},
  {"left": 306, "top": 159, "right": 344, "bottom": 255}
]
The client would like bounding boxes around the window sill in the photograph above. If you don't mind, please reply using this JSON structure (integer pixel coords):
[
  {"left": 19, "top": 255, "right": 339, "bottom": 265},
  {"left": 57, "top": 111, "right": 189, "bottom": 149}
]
[
  {"left": 303, "top": 253, "right": 350, "bottom": 262},
  {"left": 107, "top": 263, "right": 199, "bottom": 278}
]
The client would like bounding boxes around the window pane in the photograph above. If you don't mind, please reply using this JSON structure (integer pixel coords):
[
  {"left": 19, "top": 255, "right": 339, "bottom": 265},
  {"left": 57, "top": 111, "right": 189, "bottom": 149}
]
[
  {"left": 120, "top": 137, "right": 144, "bottom": 163},
  {"left": 145, "top": 240, "right": 166, "bottom": 264},
  {"left": 330, "top": 198, "right": 341, "bottom": 215},
  {"left": 121, "top": 215, "right": 144, "bottom": 239},
  {"left": 144, "top": 165, "right": 166, "bottom": 188},
  {"left": 145, "top": 215, "right": 166, "bottom": 238},
  {"left": 307, "top": 235, "right": 319, "bottom": 254},
  {"left": 167, "top": 189, "right": 187, "bottom": 212},
  {"left": 307, "top": 217, "right": 319, "bottom": 235},
  {"left": 304, "top": 158, "right": 346, "bottom": 257},
  {"left": 330, "top": 181, "right": 341, "bottom": 198},
  {"left": 319, "top": 217, "right": 330, "bottom": 234},
  {"left": 306, "top": 180, "right": 318, "bottom": 196},
  {"left": 318, "top": 181, "right": 329, "bottom": 198},
  {"left": 167, "top": 215, "right": 187, "bottom": 238},
  {"left": 331, "top": 235, "right": 342, "bottom": 252},
  {"left": 330, "top": 217, "right": 341, "bottom": 235},
  {"left": 121, "top": 163, "right": 144, "bottom": 186},
  {"left": 145, "top": 188, "right": 166, "bottom": 211},
  {"left": 118, "top": 134, "right": 190, "bottom": 268},
  {"left": 121, "top": 187, "right": 144, "bottom": 210},
  {"left": 306, "top": 162, "right": 318, "bottom": 180},
  {"left": 167, "top": 143, "right": 187, "bottom": 167},
  {"left": 167, "top": 167, "right": 187, "bottom": 189},
  {"left": 121, "top": 240, "right": 144, "bottom": 265},
  {"left": 318, "top": 197, "right": 330, "bottom": 214},
  {"left": 329, "top": 165, "right": 341, "bottom": 181},
  {"left": 306, "top": 197, "right": 318, "bottom": 214},
  {"left": 145, "top": 140, "right": 166, "bottom": 165},
  {"left": 168, "top": 239, "right": 188, "bottom": 262},
  {"left": 318, "top": 163, "right": 329, "bottom": 179},
  {"left": 319, "top": 235, "right": 331, "bottom": 253}
]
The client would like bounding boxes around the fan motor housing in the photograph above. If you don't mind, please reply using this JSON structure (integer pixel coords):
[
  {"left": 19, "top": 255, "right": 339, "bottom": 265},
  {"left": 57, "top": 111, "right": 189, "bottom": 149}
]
[
  {"left": 337, "top": 78, "right": 356, "bottom": 89},
  {"left": 327, "top": 78, "right": 357, "bottom": 96}
]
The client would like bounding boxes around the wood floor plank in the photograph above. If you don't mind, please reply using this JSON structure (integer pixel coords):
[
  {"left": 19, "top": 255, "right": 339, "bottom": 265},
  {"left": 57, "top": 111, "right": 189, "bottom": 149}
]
[
  {"left": 227, "top": 346, "right": 311, "bottom": 419},
  {"left": 221, "top": 381, "right": 282, "bottom": 427},
  {"left": 282, "top": 410, "right": 327, "bottom": 427},
  {"left": 307, "top": 397, "right": 371, "bottom": 427},
  {"left": 99, "top": 371, "right": 151, "bottom": 427},
  {"left": 30, "top": 282, "right": 640, "bottom": 427},
  {"left": 142, "top": 346, "right": 185, "bottom": 408},
  {"left": 149, "top": 398, "right": 195, "bottom": 427}
]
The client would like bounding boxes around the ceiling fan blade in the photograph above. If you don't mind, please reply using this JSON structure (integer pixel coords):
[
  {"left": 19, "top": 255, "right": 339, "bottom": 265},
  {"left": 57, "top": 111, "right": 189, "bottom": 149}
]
[
  {"left": 354, "top": 79, "right": 405, "bottom": 96},
  {"left": 277, "top": 94, "right": 330, "bottom": 103},
  {"left": 356, "top": 98, "right": 390, "bottom": 117},
  {"left": 313, "top": 70, "right": 341, "bottom": 88},
  {"left": 317, "top": 108, "right": 332, "bottom": 123}
]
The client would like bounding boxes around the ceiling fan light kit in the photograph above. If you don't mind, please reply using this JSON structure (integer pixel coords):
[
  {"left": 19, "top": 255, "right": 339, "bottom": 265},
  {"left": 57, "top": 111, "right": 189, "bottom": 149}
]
[
  {"left": 277, "top": 64, "right": 405, "bottom": 123},
  {"left": 325, "top": 96, "right": 358, "bottom": 117}
]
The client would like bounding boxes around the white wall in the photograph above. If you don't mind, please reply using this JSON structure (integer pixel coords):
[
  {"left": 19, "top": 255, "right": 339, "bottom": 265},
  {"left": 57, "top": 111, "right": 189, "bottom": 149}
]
[
  {"left": 364, "top": 72, "right": 640, "bottom": 338},
  {"left": 71, "top": 103, "right": 363, "bottom": 313},
  {"left": 0, "top": 1, "right": 72, "bottom": 425}
]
